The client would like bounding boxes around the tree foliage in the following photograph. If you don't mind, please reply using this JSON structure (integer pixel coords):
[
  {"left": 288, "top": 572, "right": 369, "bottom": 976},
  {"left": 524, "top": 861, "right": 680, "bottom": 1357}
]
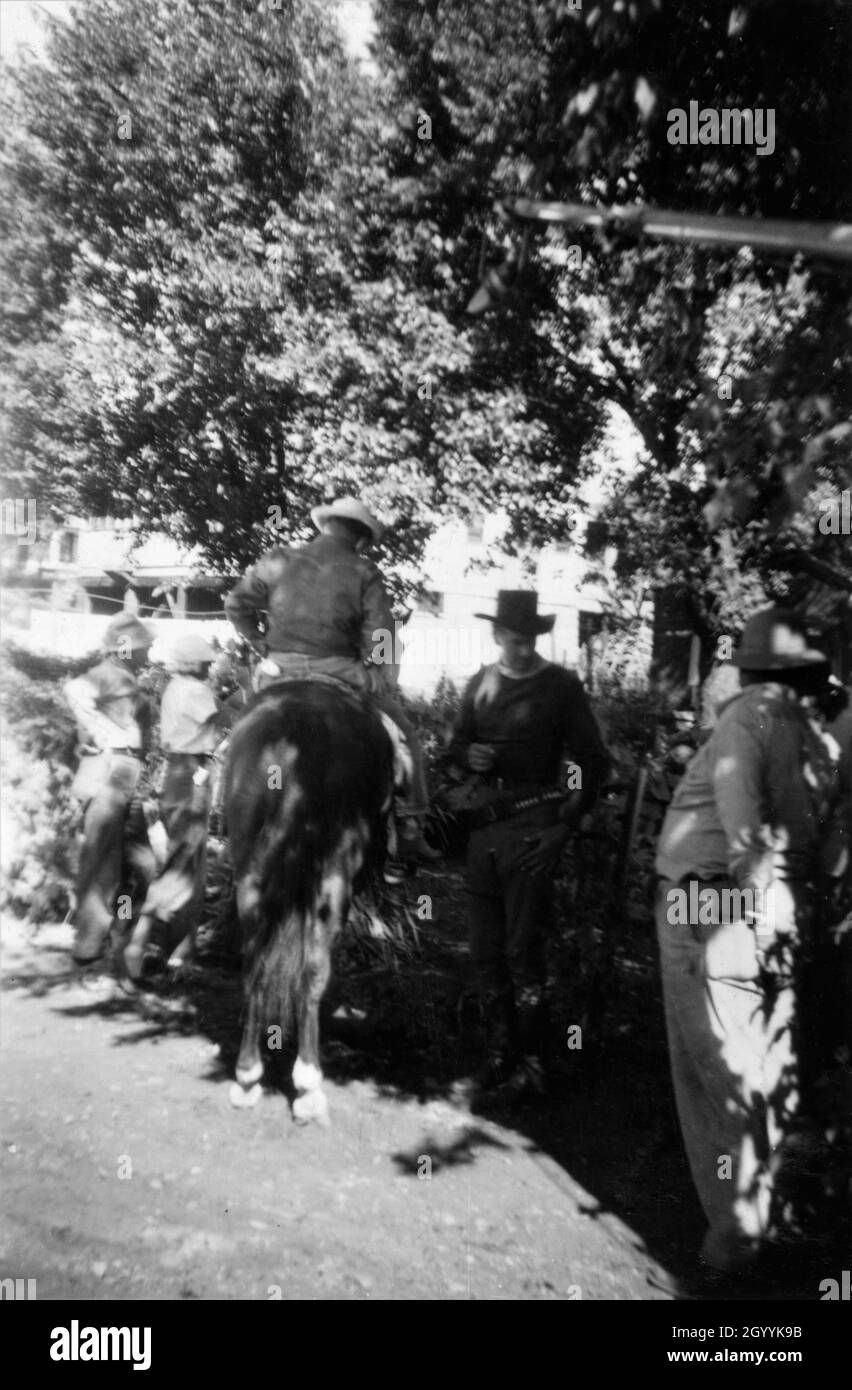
[
  {"left": 374, "top": 0, "right": 852, "bottom": 635},
  {"left": 2, "top": 0, "right": 850, "bottom": 632},
  {"left": 0, "top": 0, "right": 603, "bottom": 591}
]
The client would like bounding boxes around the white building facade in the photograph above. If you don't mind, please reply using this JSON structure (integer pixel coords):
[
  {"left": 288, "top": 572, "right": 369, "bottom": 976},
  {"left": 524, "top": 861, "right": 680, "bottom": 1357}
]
[{"left": 4, "top": 513, "right": 609, "bottom": 686}]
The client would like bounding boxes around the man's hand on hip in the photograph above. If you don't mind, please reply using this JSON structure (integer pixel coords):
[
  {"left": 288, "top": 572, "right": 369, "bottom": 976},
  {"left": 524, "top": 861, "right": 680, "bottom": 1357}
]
[{"left": 517, "top": 824, "right": 571, "bottom": 876}]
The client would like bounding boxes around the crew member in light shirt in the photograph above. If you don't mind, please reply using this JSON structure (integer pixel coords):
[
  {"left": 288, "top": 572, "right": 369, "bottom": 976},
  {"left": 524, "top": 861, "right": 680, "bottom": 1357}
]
[
  {"left": 65, "top": 613, "right": 157, "bottom": 965},
  {"left": 124, "top": 632, "right": 225, "bottom": 980},
  {"left": 652, "top": 608, "right": 847, "bottom": 1292}
]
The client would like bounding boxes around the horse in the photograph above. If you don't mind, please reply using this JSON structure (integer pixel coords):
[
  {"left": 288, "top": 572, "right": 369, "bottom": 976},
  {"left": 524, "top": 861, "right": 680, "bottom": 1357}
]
[{"left": 223, "top": 677, "right": 395, "bottom": 1123}]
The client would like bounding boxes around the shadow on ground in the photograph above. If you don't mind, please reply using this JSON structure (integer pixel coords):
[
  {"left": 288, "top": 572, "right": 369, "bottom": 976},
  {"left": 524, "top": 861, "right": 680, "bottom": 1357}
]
[{"left": 5, "top": 858, "right": 848, "bottom": 1301}]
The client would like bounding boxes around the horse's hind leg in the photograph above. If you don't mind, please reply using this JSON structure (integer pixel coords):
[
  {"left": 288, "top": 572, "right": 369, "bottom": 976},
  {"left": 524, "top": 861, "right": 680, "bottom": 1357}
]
[
  {"left": 229, "top": 873, "right": 264, "bottom": 1109},
  {"left": 230, "top": 989, "right": 264, "bottom": 1108},
  {"left": 291, "top": 929, "right": 332, "bottom": 1125},
  {"left": 292, "top": 872, "right": 350, "bottom": 1125},
  {"left": 292, "top": 843, "right": 361, "bottom": 1125}
]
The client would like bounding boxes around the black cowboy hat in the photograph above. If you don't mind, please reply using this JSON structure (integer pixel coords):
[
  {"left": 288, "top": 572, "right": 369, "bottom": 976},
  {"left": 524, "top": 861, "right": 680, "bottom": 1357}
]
[
  {"left": 731, "top": 607, "right": 829, "bottom": 670},
  {"left": 474, "top": 590, "right": 555, "bottom": 637}
]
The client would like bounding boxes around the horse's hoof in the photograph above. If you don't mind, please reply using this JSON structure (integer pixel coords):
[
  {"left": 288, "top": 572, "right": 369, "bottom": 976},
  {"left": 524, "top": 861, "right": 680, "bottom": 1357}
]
[
  {"left": 229, "top": 1081, "right": 262, "bottom": 1109},
  {"left": 292, "top": 1089, "right": 329, "bottom": 1125},
  {"left": 292, "top": 1057, "right": 322, "bottom": 1094}
]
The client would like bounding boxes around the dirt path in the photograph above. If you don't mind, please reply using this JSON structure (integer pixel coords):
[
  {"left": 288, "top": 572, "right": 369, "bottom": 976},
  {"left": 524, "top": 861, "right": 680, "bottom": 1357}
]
[{"left": 0, "top": 918, "right": 666, "bottom": 1302}]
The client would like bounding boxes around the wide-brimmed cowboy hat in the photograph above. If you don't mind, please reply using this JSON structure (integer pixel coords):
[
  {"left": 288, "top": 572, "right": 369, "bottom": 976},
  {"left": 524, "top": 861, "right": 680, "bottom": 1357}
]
[
  {"left": 103, "top": 613, "right": 154, "bottom": 654},
  {"left": 162, "top": 632, "right": 217, "bottom": 670},
  {"left": 474, "top": 590, "right": 555, "bottom": 637},
  {"left": 731, "top": 607, "right": 829, "bottom": 670},
  {"left": 310, "top": 497, "right": 384, "bottom": 544}
]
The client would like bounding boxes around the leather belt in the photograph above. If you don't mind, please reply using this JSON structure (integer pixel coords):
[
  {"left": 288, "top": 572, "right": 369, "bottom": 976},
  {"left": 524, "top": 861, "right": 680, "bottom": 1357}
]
[
  {"left": 670, "top": 873, "right": 731, "bottom": 887},
  {"left": 491, "top": 778, "right": 555, "bottom": 795}
]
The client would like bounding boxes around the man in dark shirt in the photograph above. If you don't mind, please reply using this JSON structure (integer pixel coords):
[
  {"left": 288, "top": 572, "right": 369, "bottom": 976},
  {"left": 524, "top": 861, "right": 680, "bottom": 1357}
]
[
  {"left": 224, "top": 497, "right": 434, "bottom": 860},
  {"left": 449, "top": 591, "right": 608, "bottom": 1094}
]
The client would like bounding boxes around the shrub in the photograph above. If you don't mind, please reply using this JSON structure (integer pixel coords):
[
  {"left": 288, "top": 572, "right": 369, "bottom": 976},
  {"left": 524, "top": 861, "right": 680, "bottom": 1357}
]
[
  {"left": 397, "top": 673, "right": 462, "bottom": 773},
  {"left": 4, "top": 639, "right": 97, "bottom": 685},
  {"left": 0, "top": 733, "right": 78, "bottom": 920},
  {"left": 0, "top": 660, "right": 80, "bottom": 920},
  {"left": 1, "top": 659, "right": 79, "bottom": 766}
]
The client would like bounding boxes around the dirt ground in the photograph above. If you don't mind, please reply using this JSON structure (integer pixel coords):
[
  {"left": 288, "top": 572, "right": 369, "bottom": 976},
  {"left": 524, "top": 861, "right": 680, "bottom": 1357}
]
[
  {"left": 1, "top": 897, "right": 842, "bottom": 1303},
  {"left": 0, "top": 906, "right": 689, "bottom": 1303}
]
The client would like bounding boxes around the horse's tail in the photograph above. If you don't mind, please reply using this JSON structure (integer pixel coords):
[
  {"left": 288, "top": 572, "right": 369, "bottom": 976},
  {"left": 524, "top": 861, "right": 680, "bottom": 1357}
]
[{"left": 243, "top": 757, "right": 325, "bottom": 1040}]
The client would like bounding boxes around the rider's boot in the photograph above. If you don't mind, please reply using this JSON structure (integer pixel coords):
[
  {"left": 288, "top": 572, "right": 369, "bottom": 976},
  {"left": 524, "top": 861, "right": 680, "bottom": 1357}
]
[
  {"left": 384, "top": 813, "right": 440, "bottom": 882},
  {"left": 397, "top": 815, "right": 441, "bottom": 863}
]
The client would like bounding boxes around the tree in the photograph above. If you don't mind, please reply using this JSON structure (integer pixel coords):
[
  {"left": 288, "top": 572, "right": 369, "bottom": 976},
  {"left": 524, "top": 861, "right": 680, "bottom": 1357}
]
[
  {"left": 0, "top": 0, "right": 604, "bottom": 594},
  {"left": 1, "top": 0, "right": 349, "bottom": 565},
  {"left": 5, "top": 0, "right": 849, "bottom": 632},
  {"left": 372, "top": 0, "right": 852, "bottom": 641}
]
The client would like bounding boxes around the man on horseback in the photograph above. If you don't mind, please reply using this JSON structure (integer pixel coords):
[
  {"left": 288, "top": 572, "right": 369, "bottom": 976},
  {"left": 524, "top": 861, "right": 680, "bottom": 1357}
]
[{"left": 224, "top": 496, "right": 436, "bottom": 863}]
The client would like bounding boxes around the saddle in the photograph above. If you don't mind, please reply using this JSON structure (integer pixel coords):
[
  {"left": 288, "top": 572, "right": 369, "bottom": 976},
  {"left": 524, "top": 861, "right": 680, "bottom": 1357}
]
[
  {"left": 251, "top": 667, "right": 413, "bottom": 802},
  {"left": 255, "top": 667, "right": 361, "bottom": 699}
]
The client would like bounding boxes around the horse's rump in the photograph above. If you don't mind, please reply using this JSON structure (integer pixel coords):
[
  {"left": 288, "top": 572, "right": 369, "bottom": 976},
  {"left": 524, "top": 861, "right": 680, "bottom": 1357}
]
[{"left": 224, "top": 680, "right": 394, "bottom": 1045}]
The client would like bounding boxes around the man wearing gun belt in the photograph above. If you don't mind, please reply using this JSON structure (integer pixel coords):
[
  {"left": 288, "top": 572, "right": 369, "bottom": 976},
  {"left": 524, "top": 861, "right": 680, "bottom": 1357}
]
[{"left": 448, "top": 591, "right": 608, "bottom": 1097}]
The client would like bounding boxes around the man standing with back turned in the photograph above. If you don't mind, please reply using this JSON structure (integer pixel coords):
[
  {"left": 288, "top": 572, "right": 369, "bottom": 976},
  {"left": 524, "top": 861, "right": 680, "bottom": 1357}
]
[{"left": 652, "top": 607, "right": 848, "bottom": 1294}]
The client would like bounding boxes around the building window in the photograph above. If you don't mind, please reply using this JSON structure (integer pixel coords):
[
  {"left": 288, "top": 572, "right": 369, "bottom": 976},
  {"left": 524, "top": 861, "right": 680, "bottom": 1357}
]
[
  {"left": 58, "top": 530, "right": 79, "bottom": 564},
  {"left": 578, "top": 610, "right": 604, "bottom": 646}
]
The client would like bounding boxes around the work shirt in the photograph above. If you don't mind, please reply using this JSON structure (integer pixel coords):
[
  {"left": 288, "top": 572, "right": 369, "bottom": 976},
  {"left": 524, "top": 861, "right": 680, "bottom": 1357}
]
[
  {"left": 824, "top": 703, "right": 852, "bottom": 887},
  {"left": 655, "top": 681, "right": 844, "bottom": 893},
  {"left": 449, "top": 660, "right": 608, "bottom": 803},
  {"left": 159, "top": 675, "right": 220, "bottom": 755},
  {"left": 224, "top": 535, "right": 398, "bottom": 684},
  {"left": 827, "top": 705, "right": 852, "bottom": 792},
  {"left": 65, "top": 658, "right": 146, "bottom": 752}
]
